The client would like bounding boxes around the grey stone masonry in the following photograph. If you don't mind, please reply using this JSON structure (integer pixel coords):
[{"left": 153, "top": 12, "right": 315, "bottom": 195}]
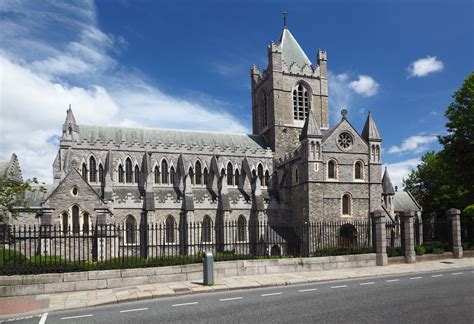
[
  {"left": 447, "top": 208, "right": 463, "bottom": 259},
  {"left": 371, "top": 210, "right": 387, "bottom": 266},
  {"left": 400, "top": 210, "right": 416, "bottom": 263}
]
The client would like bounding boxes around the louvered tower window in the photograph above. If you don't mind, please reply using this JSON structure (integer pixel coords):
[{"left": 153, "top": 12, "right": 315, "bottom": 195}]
[{"left": 293, "top": 84, "right": 310, "bottom": 120}]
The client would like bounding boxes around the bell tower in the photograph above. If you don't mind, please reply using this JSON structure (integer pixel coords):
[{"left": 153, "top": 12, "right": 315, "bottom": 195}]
[{"left": 251, "top": 17, "right": 328, "bottom": 159}]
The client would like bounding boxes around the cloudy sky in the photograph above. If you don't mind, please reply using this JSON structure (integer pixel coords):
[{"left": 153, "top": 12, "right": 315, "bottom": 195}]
[{"left": 1, "top": 0, "right": 473, "bottom": 187}]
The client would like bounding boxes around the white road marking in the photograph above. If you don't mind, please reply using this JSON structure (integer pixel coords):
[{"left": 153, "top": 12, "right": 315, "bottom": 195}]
[
  {"left": 452, "top": 272, "right": 463, "bottom": 275},
  {"left": 261, "top": 292, "right": 282, "bottom": 297},
  {"left": 120, "top": 307, "right": 148, "bottom": 313},
  {"left": 432, "top": 274, "right": 444, "bottom": 277},
  {"left": 61, "top": 314, "right": 93, "bottom": 320},
  {"left": 359, "top": 282, "right": 374, "bottom": 286},
  {"left": 299, "top": 288, "right": 318, "bottom": 292},
  {"left": 172, "top": 302, "right": 198, "bottom": 307},
  {"left": 331, "top": 285, "right": 348, "bottom": 289},
  {"left": 219, "top": 297, "right": 243, "bottom": 301},
  {"left": 386, "top": 279, "right": 399, "bottom": 282},
  {"left": 410, "top": 277, "right": 422, "bottom": 280},
  {"left": 39, "top": 313, "right": 48, "bottom": 324}
]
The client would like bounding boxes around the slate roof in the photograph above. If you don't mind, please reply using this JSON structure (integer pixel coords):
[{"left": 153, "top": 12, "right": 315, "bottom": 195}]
[
  {"left": 14, "top": 184, "right": 54, "bottom": 208},
  {"left": 78, "top": 125, "right": 270, "bottom": 151},
  {"left": 393, "top": 190, "right": 421, "bottom": 212},
  {"left": 361, "top": 112, "right": 381, "bottom": 141},
  {"left": 279, "top": 28, "right": 312, "bottom": 67}
]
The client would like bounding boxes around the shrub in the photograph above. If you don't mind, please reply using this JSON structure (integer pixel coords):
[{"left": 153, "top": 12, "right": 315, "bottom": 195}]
[
  {"left": 415, "top": 245, "right": 426, "bottom": 255},
  {"left": 386, "top": 247, "right": 402, "bottom": 257},
  {"left": 432, "top": 247, "right": 445, "bottom": 254},
  {"left": 0, "top": 248, "right": 28, "bottom": 267}
]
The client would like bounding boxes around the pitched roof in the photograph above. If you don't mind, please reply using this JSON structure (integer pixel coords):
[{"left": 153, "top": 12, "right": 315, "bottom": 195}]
[
  {"left": 279, "top": 28, "right": 312, "bottom": 67},
  {"left": 393, "top": 190, "right": 421, "bottom": 212},
  {"left": 77, "top": 125, "right": 270, "bottom": 151},
  {"left": 0, "top": 153, "right": 23, "bottom": 183},
  {"left": 361, "top": 112, "right": 381, "bottom": 142},
  {"left": 300, "top": 109, "right": 322, "bottom": 140},
  {"left": 382, "top": 167, "right": 395, "bottom": 195}
]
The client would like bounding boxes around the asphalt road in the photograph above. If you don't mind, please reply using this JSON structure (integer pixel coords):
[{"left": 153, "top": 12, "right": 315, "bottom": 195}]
[{"left": 4, "top": 268, "right": 474, "bottom": 324}]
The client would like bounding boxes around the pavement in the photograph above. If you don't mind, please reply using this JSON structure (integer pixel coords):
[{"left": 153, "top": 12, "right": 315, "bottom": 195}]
[{"left": 0, "top": 257, "right": 473, "bottom": 319}]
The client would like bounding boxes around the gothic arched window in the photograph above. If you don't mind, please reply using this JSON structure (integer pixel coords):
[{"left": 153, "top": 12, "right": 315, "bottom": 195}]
[
  {"left": 134, "top": 165, "right": 140, "bottom": 183},
  {"left": 203, "top": 167, "right": 209, "bottom": 185},
  {"left": 235, "top": 169, "right": 240, "bottom": 187},
  {"left": 293, "top": 166, "right": 299, "bottom": 184},
  {"left": 62, "top": 212, "right": 68, "bottom": 233},
  {"left": 170, "top": 166, "right": 175, "bottom": 185},
  {"left": 237, "top": 215, "right": 247, "bottom": 242},
  {"left": 82, "top": 163, "right": 87, "bottom": 181},
  {"left": 342, "top": 194, "right": 352, "bottom": 216},
  {"left": 98, "top": 164, "right": 104, "bottom": 183},
  {"left": 227, "top": 163, "right": 234, "bottom": 186},
  {"left": 72, "top": 205, "right": 80, "bottom": 234},
  {"left": 257, "top": 164, "right": 264, "bottom": 186},
  {"left": 125, "top": 158, "right": 133, "bottom": 183},
  {"left": 89, "top": 156, "right": 97, "bottom": 182},
  {"left": 195, "top": 161, "right": 202, "bottom": 185},
  {"left": 201, "top": 215, "right": 212, "bottom": 243},
  {"left": 161, "top": 160, "right": 169, "bottom": 184},
  {"left": 328, "top": 160, "right": 337, "bottom": 179},
  {"left": 118, "top": 165, "right": 124, "bottom": 183},
  {"left": 293, "top": 83, "right": 310, "bottom": 120},
  {"left": 264, "top": 170, "right": 270, "bottom": 187},
  {"left": 165, "top": 215, "right": 176, "bottom": 244},
  {"left": 125, "top": 215, "right": 137, "bottom": 244},
  {"left": 83, "top": 212, "right": 90, "bottom": 232},
  {"left": 188, "top": 167, "right": 195, "bottom": 185},
  {"left": 355, "top": 161, "right": 363, "bottom": 180},
  {"left": 154, "top": 165, "right": 160, "bottom": 184},
  {"left": 261, "top": 92, "right": 268, "bottom": 127}
]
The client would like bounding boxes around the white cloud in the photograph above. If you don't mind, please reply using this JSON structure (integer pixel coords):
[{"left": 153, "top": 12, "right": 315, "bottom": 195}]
[
  {"left": 349, "top": 75, "right": 379, "bottom": 97},
  {"left": 408, "top": 56, "right": 444, "bottom": 77},
  {"left": 0, "top": 1, "right": 248, "bottom": 183},
  {"left": 388, "top": 135, "right": 438, "bottom": 154},
  {"left": 385, "top": 158, "right": 421, "bottom": 189}
]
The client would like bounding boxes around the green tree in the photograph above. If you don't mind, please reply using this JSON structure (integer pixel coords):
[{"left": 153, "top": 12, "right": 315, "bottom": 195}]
[
  {"left": 0, "top": 173, "right": 46, "bottom": 222},
  {"left": 405, "top": 72, "right": 474, "bottom": 217}
]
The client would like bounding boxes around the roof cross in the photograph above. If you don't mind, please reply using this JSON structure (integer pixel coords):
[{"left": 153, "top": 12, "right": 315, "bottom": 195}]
[{"left": 283, "top": 11, "right": 288, "bottom": 29}]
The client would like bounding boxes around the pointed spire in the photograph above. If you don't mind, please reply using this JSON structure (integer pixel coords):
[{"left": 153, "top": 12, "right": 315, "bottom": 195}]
[
  {"left": 300, "top": 109, "right": 322, "bottom": 140},
  {"left": 362, "top": 111, "right": 381, "bottom": 142},
  {"left": 279, "top": 27, "right": 311, "bottom": 67},
  {"left": 62, "top": 105, "right": 79, "bottom": 140},
  {"left": 382, "top": 167, "right": 395, "bottom": 195},
  {"left": 103, "top": 149, "right": 114, "bottom": 201},
  {"left": 283, "top": 11, "right": 288, "bottom": 29}
]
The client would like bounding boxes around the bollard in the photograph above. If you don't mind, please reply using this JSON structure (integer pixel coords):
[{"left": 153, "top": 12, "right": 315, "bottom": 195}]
[{"left": 203, "top": 251, "right": 214, "bottom": 285}]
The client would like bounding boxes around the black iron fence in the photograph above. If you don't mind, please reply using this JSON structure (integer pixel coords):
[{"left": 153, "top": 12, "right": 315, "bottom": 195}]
[
  {"left": 422, "top": 218, "right": 451, "bottom": 254},
  {"left": 0, "top": 220, "right": 373, "bottom": 275},
  {"left": 461, "top": 218, "right": 474, "bottom": 250},
  {"left": 386, "top": 221, "right": 402, "bottom": 257}
]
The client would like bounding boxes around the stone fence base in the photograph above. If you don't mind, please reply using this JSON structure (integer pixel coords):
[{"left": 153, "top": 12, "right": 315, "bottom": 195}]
[{"left": 0, "top": 254, "right": 376, "bottom": 297}]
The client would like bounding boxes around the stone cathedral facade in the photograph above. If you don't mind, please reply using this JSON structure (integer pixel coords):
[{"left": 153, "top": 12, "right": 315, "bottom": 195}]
[{"left": 5, "top": 25, "right": 408, "bottom": 246}]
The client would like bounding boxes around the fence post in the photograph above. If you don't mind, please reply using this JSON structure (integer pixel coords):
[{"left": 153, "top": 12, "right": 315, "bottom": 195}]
[
  {"left": 446, "top": 208, "right": 463, "bottom": 259},
  {"left": 401, "top": 210, "right": 416, "bottom": 263},
  {"left": 371, "top": 210, "right": 387, "bottom": 266},
  {"left": 39, "top": 208, "right": 54, "bottom": 256}
]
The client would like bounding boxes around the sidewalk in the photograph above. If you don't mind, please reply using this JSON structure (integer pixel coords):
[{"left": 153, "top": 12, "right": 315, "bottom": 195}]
[{"left": 1, "top": 258, "right": 473, "bottom": 318}]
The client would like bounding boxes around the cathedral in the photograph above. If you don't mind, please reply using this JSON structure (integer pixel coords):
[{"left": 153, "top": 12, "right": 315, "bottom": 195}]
[{"left": 3, "top": 24, "right": 421, "bottom": 248}]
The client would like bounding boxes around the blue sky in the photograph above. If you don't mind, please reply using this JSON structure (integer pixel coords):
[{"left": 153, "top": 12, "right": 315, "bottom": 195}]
[{"left": 1, "top": 0, "right": 473, "bottom": 186}]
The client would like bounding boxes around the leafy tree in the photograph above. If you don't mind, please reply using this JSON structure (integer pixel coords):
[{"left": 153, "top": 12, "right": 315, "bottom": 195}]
[
  {"left": 405, "top": 72, "right": 474, "bottom": 218},
  {"left": 0, "top": 173, "right": 46, "bottom": 222}
]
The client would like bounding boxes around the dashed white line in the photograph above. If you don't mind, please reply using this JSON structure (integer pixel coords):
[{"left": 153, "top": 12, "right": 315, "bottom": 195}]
[
  {"left": 61, "top": 314, "right": 93, "bottom": 320},
  {"left": 452, "top": 272, "right": 463, "bottom": 276},
  {"left": 120, "top": 307, "right": 148, "bottom": 313},
  {"left": 432, "top": 274, "right": 444, "bottom": 278},
  {"left": 261, "top": 292, "right": 282, "bottom": 297},
  {"left": 219, "top": 297, "right": 243, "bottom": 301},
  {"left": 39, "top": 313, "right": 48, "bottom": 324},
  {"left": 172, "top": 302, "right": 198, "bottom": 307},
  {"left": 331, "top": 285, "right": 348, "bottom": 289},
  {"left": 386, "top": 279, "right": 399, "bottom": 282},
  {"left": 299, "top": 288, "right": 318, "bottom": 292},
  {"left": 410, "top": 277, "right": 422, "bottom": 280},
  {"left": 359, "top": 282, "right": 374, "bottom": 286}
]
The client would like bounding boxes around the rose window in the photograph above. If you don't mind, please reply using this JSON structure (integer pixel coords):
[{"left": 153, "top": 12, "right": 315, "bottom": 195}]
[{"left": 337, "top": 132, "right": 353, "bottom": 150}]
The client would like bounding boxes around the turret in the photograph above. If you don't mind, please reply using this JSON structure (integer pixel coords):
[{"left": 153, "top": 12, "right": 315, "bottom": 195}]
[
  {"left": 382, "top": 167, "right": 395, "bottom": 216},
  {"left": 362, "top": 112, "right": 382, "bottom": 164},
  {"left": 62, "top": 105, "right": 79, "bottom": 141},
  {"left": 300, "top": 109, "right": 322, "bottom": 163}
]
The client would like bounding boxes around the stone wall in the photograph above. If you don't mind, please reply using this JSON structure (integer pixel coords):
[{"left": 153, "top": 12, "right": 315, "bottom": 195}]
[{"left": 0, "top": 253, "right": 376, "bottom": 297}]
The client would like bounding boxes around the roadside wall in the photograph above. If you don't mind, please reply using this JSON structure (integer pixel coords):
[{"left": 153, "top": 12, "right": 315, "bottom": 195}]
[{"left": 0, "top": 254, "right": 376, "bottom": 297}]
